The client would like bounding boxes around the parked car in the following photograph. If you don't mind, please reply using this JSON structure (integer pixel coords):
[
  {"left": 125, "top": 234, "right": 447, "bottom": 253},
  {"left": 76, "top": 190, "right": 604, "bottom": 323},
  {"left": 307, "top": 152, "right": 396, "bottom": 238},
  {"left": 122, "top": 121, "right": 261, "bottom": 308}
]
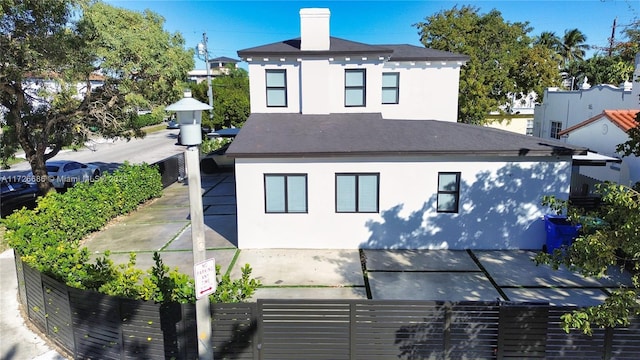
[
  {"left": 1, "top": 179, "right": 40, "bottom": 217},
  {"left": 166, "top": 119, "right": 180, "bottom": 129},
  {"left": 45, "top": 160, "right": 101, "bottom": 189}
]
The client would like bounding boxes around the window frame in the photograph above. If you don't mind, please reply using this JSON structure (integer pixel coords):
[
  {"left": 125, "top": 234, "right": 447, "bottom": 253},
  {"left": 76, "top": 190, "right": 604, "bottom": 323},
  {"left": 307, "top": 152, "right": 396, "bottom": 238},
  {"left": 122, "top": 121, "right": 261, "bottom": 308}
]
[
  {"left": 335, "top": 173, "right": 380, "bottom": 213},
  {"left": 436, "top": 172, "right": 461, "bottom": 213},
  {"left": 381, "top": 72, "right": 400, "bottom": 104},
  {"left": 550, "top": 121, "right": 562, "bottom": 139},
  {"left": 344, "top": 69, "right": 366, "bottom": 107},
  {"left": 264, "top": 174, "right": 308, "bottom": 214},
  {"left": 265, "top": 69, "right": 287, "bottom": 107}
]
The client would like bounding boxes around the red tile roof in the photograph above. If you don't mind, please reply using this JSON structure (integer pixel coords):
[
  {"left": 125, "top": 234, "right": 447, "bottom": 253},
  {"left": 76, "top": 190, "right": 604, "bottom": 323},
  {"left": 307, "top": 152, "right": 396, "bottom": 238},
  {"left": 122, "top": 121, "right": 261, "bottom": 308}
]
[{"left": 559, "top": 109, "right": 639, "bottom": 136}]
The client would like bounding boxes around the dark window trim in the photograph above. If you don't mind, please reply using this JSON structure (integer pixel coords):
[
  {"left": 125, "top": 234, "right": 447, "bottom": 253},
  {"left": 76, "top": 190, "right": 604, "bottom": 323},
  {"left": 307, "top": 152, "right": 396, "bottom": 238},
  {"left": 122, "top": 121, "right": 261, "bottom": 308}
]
[
  {"left": 335, "top": 172, "right": 380, "bottom": 213},
  {"left": 264, "top": 173, "right": 308, "bottom": 214},
  {"left": 265, "top": 69, "right": 287, "bottom": 107},
  {"left": 382, "top": 72, "right": 400, "bottom": 104},
  {"left": 344, "top": 69, "right": 366, "bottom": 107},
  {"left": 550, "top": 121, "right": 562, "bottom": 139},
  {"left": 437, "top": 172, "right": 461, "bottom": 213}
]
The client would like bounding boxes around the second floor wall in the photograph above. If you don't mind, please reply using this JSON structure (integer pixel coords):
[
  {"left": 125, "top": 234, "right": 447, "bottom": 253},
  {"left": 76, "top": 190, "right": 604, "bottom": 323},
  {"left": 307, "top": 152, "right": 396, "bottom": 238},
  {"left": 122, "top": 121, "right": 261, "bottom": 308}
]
[{"left": 247, "top": 57, "right": 463, "bottom": 122}]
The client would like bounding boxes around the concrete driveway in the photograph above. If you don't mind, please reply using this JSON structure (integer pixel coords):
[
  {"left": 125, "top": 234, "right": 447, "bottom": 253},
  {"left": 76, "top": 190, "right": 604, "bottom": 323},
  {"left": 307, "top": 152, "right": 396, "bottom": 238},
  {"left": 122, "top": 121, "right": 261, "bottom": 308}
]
[{"left": 83, "top": 173, "right": 634, "bottom": 306}]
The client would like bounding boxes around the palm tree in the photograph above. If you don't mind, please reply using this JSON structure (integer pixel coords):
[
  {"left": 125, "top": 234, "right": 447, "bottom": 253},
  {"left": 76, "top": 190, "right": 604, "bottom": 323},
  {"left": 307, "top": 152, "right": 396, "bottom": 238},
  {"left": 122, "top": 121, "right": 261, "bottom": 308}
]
[
  {"left": 534, "top": 31, "right": 561, "bottom": 52},
  {"left": 560, "top": 28, "right": 589, "bottom": 65}
]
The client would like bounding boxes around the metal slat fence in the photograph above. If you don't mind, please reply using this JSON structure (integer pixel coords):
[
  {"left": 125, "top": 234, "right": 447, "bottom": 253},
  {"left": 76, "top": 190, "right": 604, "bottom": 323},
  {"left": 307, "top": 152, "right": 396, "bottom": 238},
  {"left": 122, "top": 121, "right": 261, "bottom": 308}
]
[{"left": 13, "top": 253, "right": 640, "bottom": 360}]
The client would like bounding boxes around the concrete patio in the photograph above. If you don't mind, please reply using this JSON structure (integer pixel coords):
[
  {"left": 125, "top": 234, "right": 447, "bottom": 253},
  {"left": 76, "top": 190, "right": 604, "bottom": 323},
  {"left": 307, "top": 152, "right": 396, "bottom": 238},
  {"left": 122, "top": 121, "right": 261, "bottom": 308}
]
[{"left": 83, "top": 173, "right": 634, "bottom": 307}]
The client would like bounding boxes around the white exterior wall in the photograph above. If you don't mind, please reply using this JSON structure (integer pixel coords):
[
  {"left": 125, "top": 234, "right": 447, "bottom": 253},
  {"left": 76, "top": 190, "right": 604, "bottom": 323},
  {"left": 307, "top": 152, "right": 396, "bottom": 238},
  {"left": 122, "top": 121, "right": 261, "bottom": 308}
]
[
  {"left": 235, "top": 156, "right": 572, "bottom": 250},
  {"left": 381, "top": 62, "right": 460, "bottom": 121},
  {"left": 533, "top": 85, "right": 636, "bottom": 139},
  {"left": 564, "top": 118, "right": 639, "bottom": 186}
]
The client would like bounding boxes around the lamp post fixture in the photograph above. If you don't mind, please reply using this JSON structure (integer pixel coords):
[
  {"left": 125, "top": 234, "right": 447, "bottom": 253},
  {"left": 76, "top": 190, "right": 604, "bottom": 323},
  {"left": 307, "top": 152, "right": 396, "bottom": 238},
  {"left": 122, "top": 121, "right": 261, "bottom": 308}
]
[{"left": 166, "top": 91, "right": 214, "bottom": 360}]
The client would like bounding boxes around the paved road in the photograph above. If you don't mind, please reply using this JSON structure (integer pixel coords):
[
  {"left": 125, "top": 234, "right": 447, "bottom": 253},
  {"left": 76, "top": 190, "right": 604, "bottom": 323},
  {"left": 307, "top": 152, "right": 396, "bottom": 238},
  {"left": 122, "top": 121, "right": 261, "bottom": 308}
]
[{"left": 0, "top": 128, "right": 184, "bottom": 177}]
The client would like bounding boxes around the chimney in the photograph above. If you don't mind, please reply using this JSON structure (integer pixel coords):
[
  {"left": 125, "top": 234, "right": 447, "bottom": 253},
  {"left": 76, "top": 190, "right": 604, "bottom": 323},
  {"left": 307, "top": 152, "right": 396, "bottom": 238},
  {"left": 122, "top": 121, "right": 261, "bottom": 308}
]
[{"left": 300, "top": 8, "right": 330, "bottom": 51}]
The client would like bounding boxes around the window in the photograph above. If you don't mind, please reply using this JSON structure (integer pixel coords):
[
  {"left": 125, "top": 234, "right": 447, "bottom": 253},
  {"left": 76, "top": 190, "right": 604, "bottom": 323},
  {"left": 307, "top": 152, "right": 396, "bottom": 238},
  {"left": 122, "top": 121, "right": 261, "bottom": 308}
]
[
  {"left": 526, "top": 119, "right": 534, "bottom": 136},
  {"left": 437, "top": 172, "right": 460, "bottom": 213},
  {"left": 264, "top": 174, "right": 307, "bottom": 213},
  {"left": 345, "top": 69, "right": 366, "bottom": 107},
  {"left": 336, "top": 173, "right": 379, "bottom": 213},
  {"left": 550, "top": 121, "right": 562, "bottom": 139},
  {"left": 265, "top": 70, "right": 287, "bottom": 107},
  {"left": 382, "top": 72, "right": 399, "bottom": 104}
]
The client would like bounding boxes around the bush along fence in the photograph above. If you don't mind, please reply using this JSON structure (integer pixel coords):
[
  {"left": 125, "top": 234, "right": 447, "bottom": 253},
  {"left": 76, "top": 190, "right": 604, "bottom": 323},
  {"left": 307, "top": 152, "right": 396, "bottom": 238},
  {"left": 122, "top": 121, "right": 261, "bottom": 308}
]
[{"left": 13, "top": 256, "right": 640, "bottom": 360}]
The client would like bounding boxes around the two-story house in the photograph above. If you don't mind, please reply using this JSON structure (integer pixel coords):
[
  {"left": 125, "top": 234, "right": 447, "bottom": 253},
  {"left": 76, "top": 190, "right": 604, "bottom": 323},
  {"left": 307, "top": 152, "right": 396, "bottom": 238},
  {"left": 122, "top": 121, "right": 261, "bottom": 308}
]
[{"left": 227, "top": 8, "right": 586, "bottom": 250}]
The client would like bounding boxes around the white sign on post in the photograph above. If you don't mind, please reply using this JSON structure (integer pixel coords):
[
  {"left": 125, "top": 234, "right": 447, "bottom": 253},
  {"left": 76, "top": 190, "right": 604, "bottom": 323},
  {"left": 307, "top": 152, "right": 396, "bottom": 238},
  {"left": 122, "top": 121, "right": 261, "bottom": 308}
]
[{"left": 194, "top": 258, "right": 216, "bottom": 299}]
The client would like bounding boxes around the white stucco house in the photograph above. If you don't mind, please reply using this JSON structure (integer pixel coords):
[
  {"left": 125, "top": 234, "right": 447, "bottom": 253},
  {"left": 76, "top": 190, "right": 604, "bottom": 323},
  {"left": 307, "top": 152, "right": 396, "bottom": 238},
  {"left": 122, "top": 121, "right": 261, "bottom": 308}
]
[
  {"left": 559, "top": 109, "right": 639, "bottom": 188},
  {"left": 227, "top": 8, "right": 586, "bottom": 250},
  {"left": 533, "top": 54, "right": 640, "bottom": 141}
]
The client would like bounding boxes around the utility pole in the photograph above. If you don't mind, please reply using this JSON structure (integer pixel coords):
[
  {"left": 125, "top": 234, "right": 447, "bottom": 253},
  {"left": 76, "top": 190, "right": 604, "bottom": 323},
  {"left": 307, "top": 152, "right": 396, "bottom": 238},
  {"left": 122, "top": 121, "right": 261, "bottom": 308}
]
[
  {"left": 608, "top": 18, "right": 617, "bottom": 57},
  {"left": 198, "top": 33, "right": 214, "bottom": 120}
]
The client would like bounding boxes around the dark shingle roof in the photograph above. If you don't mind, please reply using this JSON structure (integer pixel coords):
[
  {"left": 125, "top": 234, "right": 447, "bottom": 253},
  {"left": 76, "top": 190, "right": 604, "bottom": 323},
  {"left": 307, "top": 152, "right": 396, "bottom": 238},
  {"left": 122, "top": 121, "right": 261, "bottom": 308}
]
[
  {"left": 378, "top": 44, "right": 469, "bottom": 62},
  {"left": 238, "top": 37, "right": 392, "bottom": 57},
  {"left": 227, "top": 113, "right": 586, "bottom": 158},
  {"left": 237, "top": 37, "right": 467, "bottom": 61}
]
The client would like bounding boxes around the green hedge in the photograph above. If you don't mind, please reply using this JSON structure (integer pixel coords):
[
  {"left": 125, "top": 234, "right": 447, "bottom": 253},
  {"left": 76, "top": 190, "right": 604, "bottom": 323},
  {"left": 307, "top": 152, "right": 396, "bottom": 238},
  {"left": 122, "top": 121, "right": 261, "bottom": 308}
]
[
  {"left": 133, "top": 113, "right": 164, "bottom": 128},
  {"left": 3, "top": 162, "right": 259, "bottom": 303}
]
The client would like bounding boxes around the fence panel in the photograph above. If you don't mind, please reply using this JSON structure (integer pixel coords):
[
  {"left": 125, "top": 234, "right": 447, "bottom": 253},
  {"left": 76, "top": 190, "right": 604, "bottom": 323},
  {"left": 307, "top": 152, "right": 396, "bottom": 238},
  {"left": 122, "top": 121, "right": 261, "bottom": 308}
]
[
  {"left": 609, "top": 317, "right": 640, "bottom": 359},
  {"left": 448, "top": 302, "right": 500, "bottom": 360},
  {"left": 545, "top": 307, "right": 607, "bottom": 360},
  {"left": 70, "top": 288, "right": 123, "bottom": 360},
  {"left": 497, "top": 302, "right": 548, "bottom": 359},
  {"left": 41, "top": 274, "right": 74, "bottom": 353},
  {"left": 22, "top": 263, "right": 46, "bottom": 333},
  {"left": 211, "top": 303, "right": 258, "bottom": 360},
  {"left": 121, "top": 299, "right": 166, "bottom": 360},
  {"left": 258, "top": 300, "right": 351, "bottom": 360},
  {"left": 354, "top": 301, "right": 445, "bottom": 360}
]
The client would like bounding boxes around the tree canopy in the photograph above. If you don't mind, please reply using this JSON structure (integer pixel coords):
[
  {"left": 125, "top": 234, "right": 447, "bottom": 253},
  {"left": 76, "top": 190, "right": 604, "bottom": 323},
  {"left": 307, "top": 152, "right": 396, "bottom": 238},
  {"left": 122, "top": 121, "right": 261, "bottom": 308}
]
[
  {"left": 0, "top": 0, "right": 193, "bottom": 192},
  {"left": 190, "top": 65, "right": 249, "bottom": 131},
  {"left": 415, "top": 6, "right": 561, "bottom": 124}
]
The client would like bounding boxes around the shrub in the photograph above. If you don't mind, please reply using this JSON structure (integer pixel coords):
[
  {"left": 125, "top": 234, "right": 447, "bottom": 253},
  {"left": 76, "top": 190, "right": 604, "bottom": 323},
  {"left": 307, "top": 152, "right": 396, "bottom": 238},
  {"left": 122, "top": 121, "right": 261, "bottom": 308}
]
[{"left": 3, "top": 163, "right": 260, "bottom": 304}]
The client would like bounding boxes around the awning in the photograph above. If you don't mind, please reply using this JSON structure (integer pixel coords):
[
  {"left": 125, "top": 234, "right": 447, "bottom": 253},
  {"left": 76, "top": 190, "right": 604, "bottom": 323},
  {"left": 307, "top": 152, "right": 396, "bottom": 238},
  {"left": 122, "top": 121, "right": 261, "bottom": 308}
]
[{"left": 573, "top": 151, "right": 622, "bottom": 166}]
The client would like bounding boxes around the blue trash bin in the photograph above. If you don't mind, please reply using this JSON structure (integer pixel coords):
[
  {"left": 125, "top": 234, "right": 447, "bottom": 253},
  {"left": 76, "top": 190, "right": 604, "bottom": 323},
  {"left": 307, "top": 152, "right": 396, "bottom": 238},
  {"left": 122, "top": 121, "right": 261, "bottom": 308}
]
[{"left": 544, "top": 215, "right": 581, "bottom": 254}]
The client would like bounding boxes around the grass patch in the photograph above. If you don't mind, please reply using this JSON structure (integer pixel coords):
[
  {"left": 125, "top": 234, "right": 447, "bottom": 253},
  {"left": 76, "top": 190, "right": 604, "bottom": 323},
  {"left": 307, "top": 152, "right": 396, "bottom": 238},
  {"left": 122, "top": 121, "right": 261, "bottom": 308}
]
[{"left": 0, "top": 224, "right": 8, "bottom": 253}]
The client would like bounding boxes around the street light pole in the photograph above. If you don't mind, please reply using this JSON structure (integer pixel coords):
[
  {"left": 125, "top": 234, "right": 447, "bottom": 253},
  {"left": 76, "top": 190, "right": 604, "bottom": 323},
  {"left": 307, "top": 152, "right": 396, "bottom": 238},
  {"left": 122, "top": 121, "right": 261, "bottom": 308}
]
[{"left": 166, "top": 91, "right": 214, "bottom": 360}]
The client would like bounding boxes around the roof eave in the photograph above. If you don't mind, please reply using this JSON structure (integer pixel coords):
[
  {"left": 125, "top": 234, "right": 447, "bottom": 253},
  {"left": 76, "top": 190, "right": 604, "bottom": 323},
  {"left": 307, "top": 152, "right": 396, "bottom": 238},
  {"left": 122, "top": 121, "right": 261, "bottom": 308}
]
[{"left": 227, "top": 149, "right": 584, "bottom": 158}]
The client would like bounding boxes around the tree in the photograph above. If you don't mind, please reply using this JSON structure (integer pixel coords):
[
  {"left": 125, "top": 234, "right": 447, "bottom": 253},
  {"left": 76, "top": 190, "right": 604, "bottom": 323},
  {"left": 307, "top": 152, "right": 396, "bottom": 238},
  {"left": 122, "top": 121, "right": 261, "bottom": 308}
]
[
  {"left": 415, "top": 6, "right": 560, "bottom": 124},
  {"left": 190, "top": 65, "right": 249, "bottom": 131},
  {"left": 535, "top": 31, "right": 562, "bottom": 53},
  {"left": 538, "top": 182, "right": 639, "bottom": 335},
  {"left": 617, "top": 112, "right": 640, "bottom": 157},
  {"left": 0, "top": 0, "right": 193, "bottom": 193},
  {"left": 560, "top": 28, "right": 589, "bottom": 65}
]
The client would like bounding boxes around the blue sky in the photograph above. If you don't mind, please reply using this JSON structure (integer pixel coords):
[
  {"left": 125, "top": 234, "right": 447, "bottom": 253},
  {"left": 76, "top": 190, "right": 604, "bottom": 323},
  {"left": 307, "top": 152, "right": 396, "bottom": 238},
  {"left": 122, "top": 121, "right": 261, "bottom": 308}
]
[{"left": 108, "top": 0, "right": 639, "bottom": 69}]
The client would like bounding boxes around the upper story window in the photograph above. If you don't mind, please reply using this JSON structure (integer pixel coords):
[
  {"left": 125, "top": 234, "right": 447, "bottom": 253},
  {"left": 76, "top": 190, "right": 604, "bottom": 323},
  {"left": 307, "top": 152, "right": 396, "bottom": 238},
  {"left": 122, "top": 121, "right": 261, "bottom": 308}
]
[
  {"left": 437, "top": 172, "right": 461, "bottom": 213},
  {"left": 264, "top": 174, "right": 307, "bottom": 213},
  {"left": 266, "top": 69, "right": 287, "bottom": 107},
  {"left": 336, "top": 173, "right": 379, "bottom": 213},
  {"left": 526, "top": 119, "right": 534, "bottom": 136},
  {"left": 345, "top": 69, "right": 366, "bottom": 107},
  {"left": 382, "top": 72, "right": 399, "bottom": 104},
  {"left": 550, "top": 121, "right": 562, "bottom": 139}
]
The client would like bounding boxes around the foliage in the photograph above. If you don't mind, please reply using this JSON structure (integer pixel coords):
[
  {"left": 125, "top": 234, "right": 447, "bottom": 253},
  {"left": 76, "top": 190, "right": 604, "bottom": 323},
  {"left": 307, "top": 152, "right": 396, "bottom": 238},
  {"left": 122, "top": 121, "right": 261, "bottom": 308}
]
[
  {"left": 536, "top": 182, "right": 640, "bottom": 335},
  {"left": 3, "top": 163, "right": 163, "bottom": 283},
  {"left": 616, "top": 112, "right": 640, "bottom": 157},
  {"left": 0, "top": 0, "right": 193, "bottom": 193},
  {"left": 3, "top": 163, "right": 260, "bottom": 304},
  {"left": 133, "top": 112, "right": 165, "bottom": 129},
  {"left": 200, "top": 136, "right": 233, "bottom": 154},
  {"left": 414, "top": 6, "right": 560, "bottom": 124},
  {"left": 559, "top": 28, "right": 588, "bottom": 65},
  {"left": 564, "top": 55, "right": 634, "bottom": 89},
  {"left": 191, "top": 65, "right": 250, "bottom": 131}
]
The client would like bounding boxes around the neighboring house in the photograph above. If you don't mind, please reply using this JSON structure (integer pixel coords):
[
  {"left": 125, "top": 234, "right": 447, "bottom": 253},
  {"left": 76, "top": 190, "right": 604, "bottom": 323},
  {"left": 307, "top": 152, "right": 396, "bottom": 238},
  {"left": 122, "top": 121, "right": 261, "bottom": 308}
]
[
  {"left": 188, "top": 56, "right": 240, "bottom": 84},
  {"left": 486, "top": 92, "right": 537, "bottom": 136},
  {"left": 227, "top": 8, "right": 586, "bottom": 250},
  {"left": 533, "top": 53, "right": 640, "bottom": 141},
  {"left": 559, "top": 109, "right": 639, "bottom": 188}
]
